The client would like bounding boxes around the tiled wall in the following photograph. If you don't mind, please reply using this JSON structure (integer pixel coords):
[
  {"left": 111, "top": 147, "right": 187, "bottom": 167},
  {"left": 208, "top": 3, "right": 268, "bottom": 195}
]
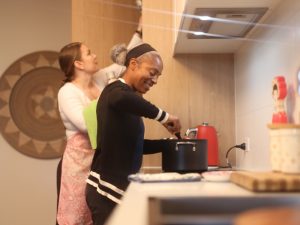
[{"left": 235, "top": 0, "right": 300, "bottom": 171}]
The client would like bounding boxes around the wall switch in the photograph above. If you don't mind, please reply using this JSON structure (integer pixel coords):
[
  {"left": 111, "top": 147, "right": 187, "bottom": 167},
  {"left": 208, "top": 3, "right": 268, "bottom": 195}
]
[{"left": 243, "top": 137, "right": 250, "bottom": 152}]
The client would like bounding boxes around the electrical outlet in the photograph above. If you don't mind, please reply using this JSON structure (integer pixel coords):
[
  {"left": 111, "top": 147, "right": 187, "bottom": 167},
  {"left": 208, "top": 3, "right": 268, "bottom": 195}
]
[{"left": 243, "top": 137, "right": 250, "bottom": 152}]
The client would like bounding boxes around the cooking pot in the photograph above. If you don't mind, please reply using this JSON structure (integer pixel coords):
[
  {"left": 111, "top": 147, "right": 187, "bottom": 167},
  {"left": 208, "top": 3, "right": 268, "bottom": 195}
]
[
  {"left": 162, "top": 139, "right": 208, "bottom": 173},
  {"left": 186, "top": 122, "right": 219, "bottom": 166}
]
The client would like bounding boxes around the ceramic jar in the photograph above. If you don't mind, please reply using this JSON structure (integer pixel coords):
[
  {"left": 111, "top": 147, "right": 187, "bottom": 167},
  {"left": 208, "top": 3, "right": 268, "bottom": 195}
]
[
  {"left": 268, "top": 124, "right": 300, "bottom": 174},
  {"left": 269, "top": 129, "right": 282, "bottom": 172}
]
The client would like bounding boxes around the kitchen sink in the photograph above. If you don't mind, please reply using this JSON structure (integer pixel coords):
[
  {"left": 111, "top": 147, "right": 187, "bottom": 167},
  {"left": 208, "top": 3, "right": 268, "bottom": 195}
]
[{"left": 148, "top": 196, "right": 300, "bottom": 225}]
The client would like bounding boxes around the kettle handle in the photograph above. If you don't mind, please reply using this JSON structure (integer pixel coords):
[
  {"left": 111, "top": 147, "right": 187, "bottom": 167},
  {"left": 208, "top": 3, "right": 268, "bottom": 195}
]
[{"left": 185, "top": 128, "right": 198, "bottom": 138}]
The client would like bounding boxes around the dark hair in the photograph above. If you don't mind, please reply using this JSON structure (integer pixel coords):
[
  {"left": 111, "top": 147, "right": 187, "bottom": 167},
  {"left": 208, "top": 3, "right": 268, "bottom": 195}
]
[
  {"left": 58, "top": 42, "right": 82, "bottom": 83},
  {"left": 124, "top": 43, "right": 156, "bottom": 67}
]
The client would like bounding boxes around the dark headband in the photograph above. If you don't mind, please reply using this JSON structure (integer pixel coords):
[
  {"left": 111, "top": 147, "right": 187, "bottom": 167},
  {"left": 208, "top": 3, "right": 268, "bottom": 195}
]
[{"left": 124, "top": 43, "right": 156, "bottom": 67}]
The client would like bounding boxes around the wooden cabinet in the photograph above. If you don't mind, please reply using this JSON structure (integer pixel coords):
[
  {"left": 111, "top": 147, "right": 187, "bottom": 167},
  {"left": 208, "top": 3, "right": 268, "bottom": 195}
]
[{"left": 72, "top": 0, "right": 236, "bottom": 168}]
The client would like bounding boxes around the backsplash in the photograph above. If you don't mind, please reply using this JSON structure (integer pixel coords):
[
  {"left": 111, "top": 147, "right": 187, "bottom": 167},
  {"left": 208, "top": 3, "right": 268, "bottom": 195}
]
[{"left": 235, "top": 0, "right": 300, "bottom": 171}]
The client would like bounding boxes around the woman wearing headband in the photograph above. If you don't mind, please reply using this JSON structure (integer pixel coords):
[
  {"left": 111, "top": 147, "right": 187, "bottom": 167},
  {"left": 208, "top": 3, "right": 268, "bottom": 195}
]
[{"left": 86, "top": 43, "right": 181, "bottom": 225}]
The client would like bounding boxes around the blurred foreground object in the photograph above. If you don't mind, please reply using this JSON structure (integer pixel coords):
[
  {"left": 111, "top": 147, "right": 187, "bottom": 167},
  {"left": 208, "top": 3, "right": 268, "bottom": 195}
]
[{"left": 234, "top": 206, "right": 300, "bottom": 225}]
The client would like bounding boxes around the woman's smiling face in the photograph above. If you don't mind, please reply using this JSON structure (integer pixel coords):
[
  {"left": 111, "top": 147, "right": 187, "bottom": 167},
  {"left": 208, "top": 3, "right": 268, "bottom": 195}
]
[{"left": 131, "top": 53, "right": 163, "bottom": 94}]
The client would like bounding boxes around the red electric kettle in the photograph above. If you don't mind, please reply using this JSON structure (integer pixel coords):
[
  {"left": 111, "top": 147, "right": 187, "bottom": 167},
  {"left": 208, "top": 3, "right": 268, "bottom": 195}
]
[{"left": 185, "top": 122, "right": 219, "bottom": 166}]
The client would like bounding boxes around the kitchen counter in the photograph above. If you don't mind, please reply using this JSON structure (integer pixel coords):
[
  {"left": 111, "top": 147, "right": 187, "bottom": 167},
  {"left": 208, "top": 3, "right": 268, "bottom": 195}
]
[{"left": 105, "top": 177, "right": 300, "bottom": 225}]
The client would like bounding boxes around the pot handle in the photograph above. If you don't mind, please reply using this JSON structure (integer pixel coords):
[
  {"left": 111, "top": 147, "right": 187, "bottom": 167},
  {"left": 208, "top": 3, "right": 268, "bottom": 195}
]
[
  {"left": 175, "top": 142, "right": 196, "bottom": 151},
  {"left": 185, "top": 128, "right": 198, "bottom": 138}
]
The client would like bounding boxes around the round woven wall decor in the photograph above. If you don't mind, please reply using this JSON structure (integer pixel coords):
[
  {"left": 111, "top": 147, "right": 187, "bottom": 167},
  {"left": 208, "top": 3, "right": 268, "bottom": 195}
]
[{"left": 0, "top": 51, "right": 66, "bottom": 159}]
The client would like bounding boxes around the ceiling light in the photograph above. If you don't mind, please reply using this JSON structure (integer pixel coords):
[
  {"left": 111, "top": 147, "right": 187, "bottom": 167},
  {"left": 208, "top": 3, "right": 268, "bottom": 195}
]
[
  {"left": 198, "top": 16, "right": 211, "bottom": 21},
  {"left": 193, "top": 31, "right": 205, "bottom": 36}
]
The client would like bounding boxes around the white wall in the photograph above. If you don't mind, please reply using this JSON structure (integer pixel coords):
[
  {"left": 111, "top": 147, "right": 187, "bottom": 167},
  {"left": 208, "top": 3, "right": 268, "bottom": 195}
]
[
  {"left": 235, "top": 0, "right": 300, "bottom": 171},
  {"left": 0, "top": 1, "right": 70, "bottom": 224}
]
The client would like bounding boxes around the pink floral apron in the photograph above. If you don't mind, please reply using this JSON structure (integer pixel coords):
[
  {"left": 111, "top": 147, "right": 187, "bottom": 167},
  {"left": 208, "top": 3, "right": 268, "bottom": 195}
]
[{"left": 57, "top": 133, "right": 94, "bottom": 225}]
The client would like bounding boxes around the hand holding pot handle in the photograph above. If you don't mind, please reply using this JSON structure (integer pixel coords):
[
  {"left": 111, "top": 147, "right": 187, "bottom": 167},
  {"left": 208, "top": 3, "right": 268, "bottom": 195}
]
[{"left": 163, "top": 114, "right": 181, "bottom": 135}]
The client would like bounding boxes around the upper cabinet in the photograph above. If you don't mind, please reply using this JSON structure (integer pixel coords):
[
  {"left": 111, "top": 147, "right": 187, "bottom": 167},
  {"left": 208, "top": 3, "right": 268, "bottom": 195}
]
[{"left": 173, "top": 0, "right": 282, "bottom": 54}]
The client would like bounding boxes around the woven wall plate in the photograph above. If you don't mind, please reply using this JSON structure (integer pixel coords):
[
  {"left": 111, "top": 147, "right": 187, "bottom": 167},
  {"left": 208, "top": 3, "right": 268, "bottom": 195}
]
[{"left": 0, "top": 51, "right": 66, "bottom": 159}]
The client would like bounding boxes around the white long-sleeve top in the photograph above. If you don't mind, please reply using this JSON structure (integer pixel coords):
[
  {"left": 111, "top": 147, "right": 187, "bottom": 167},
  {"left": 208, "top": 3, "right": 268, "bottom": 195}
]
[{"left": 58, "top": 82, "right": 95, "bottom": 139}]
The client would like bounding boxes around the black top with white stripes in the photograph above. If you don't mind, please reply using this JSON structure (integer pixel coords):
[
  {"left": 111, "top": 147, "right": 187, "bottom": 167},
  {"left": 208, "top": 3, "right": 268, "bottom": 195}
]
[{"left": 87, "top": 80, "right": 168, "bottom": 203}]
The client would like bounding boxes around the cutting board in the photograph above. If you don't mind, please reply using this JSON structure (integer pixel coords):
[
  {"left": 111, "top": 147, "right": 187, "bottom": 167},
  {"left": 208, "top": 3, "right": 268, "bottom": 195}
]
[{"left": 230, "top": 171, "right": 300, "bottom": 192}]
